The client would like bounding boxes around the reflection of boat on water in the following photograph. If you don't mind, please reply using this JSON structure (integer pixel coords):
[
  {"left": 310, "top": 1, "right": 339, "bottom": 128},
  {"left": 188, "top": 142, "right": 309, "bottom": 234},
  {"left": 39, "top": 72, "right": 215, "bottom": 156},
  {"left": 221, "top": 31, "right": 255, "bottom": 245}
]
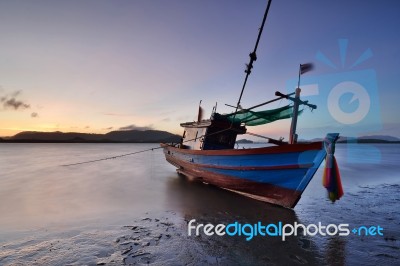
[
  {"left": 164, "top": 173, "right": 299, "bottom": 222},
  {"left": 161, "top": 0, "right": 343, "bottom": 208},
  {"left": 164, "top": 176, "right": 322, "bottom": 265}
]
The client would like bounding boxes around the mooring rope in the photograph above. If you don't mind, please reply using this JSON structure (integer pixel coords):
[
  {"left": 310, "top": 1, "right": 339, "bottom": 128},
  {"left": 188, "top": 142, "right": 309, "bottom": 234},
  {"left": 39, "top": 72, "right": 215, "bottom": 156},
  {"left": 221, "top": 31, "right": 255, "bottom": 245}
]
[
  {"left": 60, "top": 124, "right": 244, "bottom": 167},
  {"left": 60, "top": 146, "right": 163, "bottom": 167},
  {"left": 60, "top": 126, "right": 226, "bottom": 167}
]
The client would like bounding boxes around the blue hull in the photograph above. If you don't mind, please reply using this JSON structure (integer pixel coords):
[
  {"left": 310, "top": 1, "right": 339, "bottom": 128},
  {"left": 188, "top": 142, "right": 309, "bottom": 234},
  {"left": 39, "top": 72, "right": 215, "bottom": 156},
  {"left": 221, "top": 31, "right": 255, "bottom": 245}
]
[{"left": 161, "top": 141, "right": 328, "bottom": 208}]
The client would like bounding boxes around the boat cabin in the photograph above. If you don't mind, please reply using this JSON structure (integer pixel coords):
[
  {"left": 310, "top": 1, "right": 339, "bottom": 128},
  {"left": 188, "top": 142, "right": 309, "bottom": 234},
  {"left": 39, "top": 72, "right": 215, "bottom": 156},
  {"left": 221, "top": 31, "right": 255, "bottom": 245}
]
[{"left": 179, "top": 114, "right": 246, "bottom": 150}]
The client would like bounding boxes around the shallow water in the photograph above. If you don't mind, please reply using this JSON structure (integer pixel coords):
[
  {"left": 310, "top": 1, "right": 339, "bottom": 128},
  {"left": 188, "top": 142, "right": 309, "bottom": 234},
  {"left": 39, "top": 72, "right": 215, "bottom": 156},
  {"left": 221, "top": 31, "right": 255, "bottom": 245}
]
[{"left": 0, "top": 143, "right": 399, "bottom": 265}]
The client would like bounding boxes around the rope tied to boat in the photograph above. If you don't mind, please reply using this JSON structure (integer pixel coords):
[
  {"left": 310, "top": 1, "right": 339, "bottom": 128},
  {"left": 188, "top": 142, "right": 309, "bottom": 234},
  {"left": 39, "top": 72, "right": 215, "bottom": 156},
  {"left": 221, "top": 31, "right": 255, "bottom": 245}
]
[
  {"left": 322, "top": 133, "right": 344, "bottom": 202},
  {"left": 60, "top": 147, "right": 160, "bottom": 167}
]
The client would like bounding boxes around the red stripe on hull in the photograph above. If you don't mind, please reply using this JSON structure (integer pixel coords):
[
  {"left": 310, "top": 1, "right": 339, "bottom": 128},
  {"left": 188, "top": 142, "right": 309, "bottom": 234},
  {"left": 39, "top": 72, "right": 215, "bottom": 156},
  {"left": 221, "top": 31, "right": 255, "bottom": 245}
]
[{"left": 161, "top": 142, "right": 322, "bottom": 156}]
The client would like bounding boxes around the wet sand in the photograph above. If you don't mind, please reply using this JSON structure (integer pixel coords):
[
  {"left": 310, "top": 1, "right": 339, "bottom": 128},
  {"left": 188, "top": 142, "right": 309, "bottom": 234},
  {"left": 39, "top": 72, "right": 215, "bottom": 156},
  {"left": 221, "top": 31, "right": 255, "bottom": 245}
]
[{"left": 1, "top": 178, "right": 399, "bottom": 265}]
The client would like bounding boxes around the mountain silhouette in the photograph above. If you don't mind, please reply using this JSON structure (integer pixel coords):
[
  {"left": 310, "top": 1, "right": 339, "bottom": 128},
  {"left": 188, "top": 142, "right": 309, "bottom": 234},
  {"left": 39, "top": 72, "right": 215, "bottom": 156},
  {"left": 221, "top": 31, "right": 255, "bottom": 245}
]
[{"left": 3, "top": 130, "right": 181, "bottom": 143}]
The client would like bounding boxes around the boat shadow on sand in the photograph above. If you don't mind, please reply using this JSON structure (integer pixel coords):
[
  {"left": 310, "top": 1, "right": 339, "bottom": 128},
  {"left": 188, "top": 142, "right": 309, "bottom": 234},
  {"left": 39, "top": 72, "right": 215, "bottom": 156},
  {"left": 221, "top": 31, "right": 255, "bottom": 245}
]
[{"left": 116, "top": 175, "right": 347, "bottom": 265}]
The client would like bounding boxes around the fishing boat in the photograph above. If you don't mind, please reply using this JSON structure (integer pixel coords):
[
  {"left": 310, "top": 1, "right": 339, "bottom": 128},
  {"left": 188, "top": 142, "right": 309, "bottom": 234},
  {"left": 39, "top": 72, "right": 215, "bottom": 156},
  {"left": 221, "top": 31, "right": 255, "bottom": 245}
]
[{"left": 161, "top": 0, "right": 343, "bottom": 208}]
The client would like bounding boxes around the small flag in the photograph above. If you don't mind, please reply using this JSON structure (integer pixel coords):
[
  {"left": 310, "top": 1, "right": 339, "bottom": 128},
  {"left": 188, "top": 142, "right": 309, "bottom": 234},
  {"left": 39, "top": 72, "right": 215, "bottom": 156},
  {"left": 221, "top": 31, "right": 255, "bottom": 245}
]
[
  {"left": 300, "top": 63, "right": 314, "bottom": 75},
  {"left": 323, "top": 155, "right": 344, "bottom": 202}
]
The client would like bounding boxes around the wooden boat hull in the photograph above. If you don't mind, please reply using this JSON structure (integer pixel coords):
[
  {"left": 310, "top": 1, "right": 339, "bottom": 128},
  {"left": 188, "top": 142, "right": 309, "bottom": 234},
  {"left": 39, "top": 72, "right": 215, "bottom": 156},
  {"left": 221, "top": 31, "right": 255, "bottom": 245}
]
[{"left": 160, "top": 142, "right": 327, "bottom": 208}]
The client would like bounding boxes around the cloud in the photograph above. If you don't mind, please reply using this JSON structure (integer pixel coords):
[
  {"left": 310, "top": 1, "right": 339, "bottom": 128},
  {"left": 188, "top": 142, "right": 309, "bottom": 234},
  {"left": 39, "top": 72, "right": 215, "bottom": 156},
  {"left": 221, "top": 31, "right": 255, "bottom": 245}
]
[
  {"left": 118, "top": 124, "right": 153, "bottom": 131},
  {"left": 31, "top": 112, "right": 39, "bottom": 118},
  {"left": 85, "top": 126, "right": 90, "bottom": 129},
  {"left": 101, "top": 126, "right": 114, "bottom": 131},
  {"left": 103, "top": 112, "right": 133, "bottom": 117},
  {"left": 1, "top": 90, "right": 31, "bottom": 110},
  {"left": 3, "top": 98, "right": 30, "bottom": 110},
  {"left": 161, "top": 118, "right": 171, "bottom": 122}
]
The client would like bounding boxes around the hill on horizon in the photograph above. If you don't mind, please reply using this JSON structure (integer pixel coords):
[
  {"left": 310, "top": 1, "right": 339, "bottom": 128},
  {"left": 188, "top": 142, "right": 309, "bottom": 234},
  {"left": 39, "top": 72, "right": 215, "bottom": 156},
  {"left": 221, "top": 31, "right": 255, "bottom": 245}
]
[{"left": 1, "top": 129, "right": 181, "bottom": 143}]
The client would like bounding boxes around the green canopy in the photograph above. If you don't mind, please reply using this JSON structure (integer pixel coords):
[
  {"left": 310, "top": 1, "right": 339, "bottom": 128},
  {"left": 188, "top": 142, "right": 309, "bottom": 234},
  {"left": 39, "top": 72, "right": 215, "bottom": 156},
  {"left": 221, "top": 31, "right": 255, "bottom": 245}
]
[{"left": 223, "top": 105, "right": 300, "bottom": 126}]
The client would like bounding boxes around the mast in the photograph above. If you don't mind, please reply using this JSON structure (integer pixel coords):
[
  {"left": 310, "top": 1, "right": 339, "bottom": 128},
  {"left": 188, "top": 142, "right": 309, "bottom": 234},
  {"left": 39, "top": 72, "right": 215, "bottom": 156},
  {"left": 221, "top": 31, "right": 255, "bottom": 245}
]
[
  {"left": 232, "top": 0, "right": 273, "bottom": 120},
  {"left": 289, "top": 64, "right": 302, "bottom": 144},
  {"left": 289, "top": 63, "right": 314, "bottom": 144},
  {"left": 289, "top": 88, "right": 301, "bottom": 144}
]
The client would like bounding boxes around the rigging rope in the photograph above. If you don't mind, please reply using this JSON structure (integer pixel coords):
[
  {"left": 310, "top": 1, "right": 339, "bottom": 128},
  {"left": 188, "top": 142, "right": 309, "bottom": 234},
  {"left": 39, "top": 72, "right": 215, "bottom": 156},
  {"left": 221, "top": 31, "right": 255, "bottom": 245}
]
[{"left": 232, "top": 0, "right": 273, "bottom": 122}]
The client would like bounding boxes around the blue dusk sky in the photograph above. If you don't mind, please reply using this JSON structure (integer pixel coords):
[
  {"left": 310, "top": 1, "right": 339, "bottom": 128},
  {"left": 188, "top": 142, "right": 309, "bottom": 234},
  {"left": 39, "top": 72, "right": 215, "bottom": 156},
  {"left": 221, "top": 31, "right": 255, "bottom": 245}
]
[{"left": 0, "top": 0, "right": 399, "bottom": 139}]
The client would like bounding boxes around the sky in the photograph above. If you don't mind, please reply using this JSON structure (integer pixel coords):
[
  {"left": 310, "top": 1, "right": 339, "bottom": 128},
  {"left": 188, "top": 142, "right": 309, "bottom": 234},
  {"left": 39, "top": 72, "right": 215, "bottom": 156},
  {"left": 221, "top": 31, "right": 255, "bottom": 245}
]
[{"left": 0, "top": 0, "right": 399, "bottom": 140}]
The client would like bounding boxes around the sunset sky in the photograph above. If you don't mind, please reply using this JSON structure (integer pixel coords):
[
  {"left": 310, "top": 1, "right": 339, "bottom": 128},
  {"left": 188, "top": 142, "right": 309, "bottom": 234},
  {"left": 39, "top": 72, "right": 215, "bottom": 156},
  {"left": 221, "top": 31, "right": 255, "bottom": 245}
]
[{"left": 0, "top": 0, "right": 399, "bottom": 140}]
